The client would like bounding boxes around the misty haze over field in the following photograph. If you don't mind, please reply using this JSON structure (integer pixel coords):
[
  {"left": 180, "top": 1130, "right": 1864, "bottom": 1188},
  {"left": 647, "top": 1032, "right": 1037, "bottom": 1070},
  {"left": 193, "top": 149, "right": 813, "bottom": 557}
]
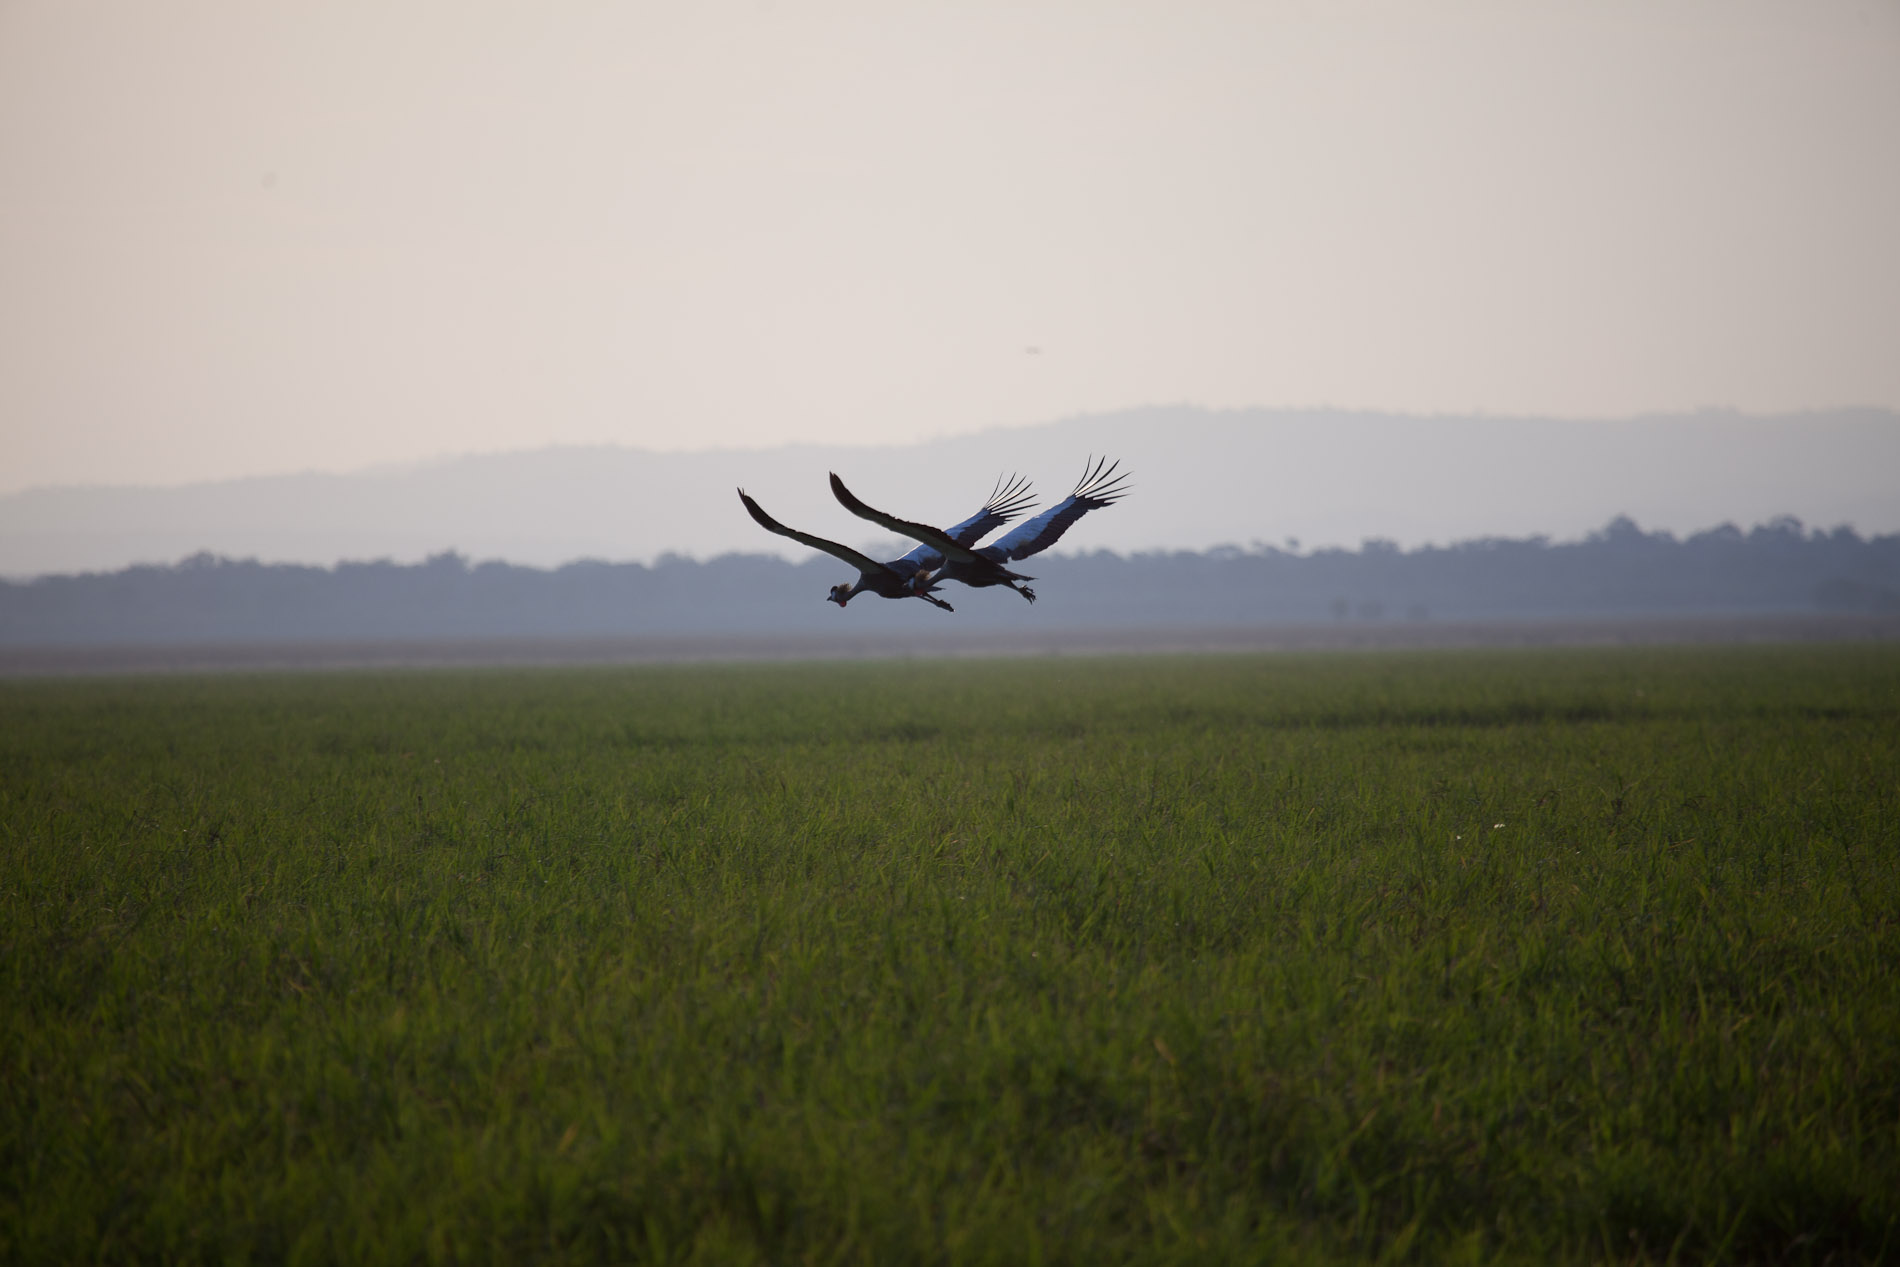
[{"left": 4, "top": 407, "right": 1896, "bottom": 579}]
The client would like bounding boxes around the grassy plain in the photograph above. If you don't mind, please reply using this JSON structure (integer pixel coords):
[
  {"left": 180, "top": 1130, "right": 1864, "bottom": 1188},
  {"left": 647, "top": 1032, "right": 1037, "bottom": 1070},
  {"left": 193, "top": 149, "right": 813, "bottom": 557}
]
[{"left": 2, "top": 646, "right": 1897, "bottom": 1263}]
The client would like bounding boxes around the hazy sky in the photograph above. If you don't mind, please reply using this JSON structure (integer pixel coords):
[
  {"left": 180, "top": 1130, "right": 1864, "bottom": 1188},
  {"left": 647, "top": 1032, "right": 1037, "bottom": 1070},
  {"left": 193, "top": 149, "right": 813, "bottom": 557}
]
[{"left": 3, "top": 1, "right": 1897, "bottom": 494}]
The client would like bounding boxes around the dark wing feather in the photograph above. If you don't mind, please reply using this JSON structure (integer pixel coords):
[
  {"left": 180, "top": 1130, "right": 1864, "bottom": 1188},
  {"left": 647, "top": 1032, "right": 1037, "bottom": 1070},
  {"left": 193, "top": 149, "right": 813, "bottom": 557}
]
[
  {"left": 893, "top": 473, "right": 1037, "bottom": 570},
  {"left": 948, "top": 473, "right": 1037, "bottom": 546},
  {"left": 984, "top": 456, "right": 1130, "bottom": 562},
  {"left": 828, "top": 473, "right": 985, "bottom": 564},
  {"left": 738, "top": 489, "right": 896, "bottom": 578}
]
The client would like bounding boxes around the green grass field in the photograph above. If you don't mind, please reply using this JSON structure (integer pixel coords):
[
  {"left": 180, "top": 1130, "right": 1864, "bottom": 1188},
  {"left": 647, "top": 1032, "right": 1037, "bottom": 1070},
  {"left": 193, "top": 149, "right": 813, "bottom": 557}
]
[{"left": 3, "top": 646, "right": 1897, "bottom": 1264}]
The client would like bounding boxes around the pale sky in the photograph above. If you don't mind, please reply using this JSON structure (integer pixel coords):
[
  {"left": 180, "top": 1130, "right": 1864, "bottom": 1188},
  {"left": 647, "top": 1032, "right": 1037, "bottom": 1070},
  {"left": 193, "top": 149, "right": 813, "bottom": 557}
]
[{"left": 3, "top": 1, "right": 1897, "bottom": 495}]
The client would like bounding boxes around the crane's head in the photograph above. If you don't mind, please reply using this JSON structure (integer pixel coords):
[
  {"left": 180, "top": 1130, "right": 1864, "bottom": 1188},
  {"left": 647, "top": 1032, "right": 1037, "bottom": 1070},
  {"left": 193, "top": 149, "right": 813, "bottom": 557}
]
[{"left": 827, "top": 582, "right": 854, "bottom": 607}]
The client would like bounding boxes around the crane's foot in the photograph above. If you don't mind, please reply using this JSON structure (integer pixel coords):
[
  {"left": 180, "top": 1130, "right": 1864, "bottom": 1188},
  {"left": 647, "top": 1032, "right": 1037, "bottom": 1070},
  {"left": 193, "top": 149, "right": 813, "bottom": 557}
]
[{"left": 1018, "top": 585, "right": 1037, "bottom": 604}]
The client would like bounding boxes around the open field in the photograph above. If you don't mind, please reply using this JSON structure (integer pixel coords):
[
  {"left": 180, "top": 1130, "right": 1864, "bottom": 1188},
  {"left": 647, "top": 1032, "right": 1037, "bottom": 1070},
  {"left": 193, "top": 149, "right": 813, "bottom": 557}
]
[
  {"left": 3, "top": 647, "right": 1897, "bottom": 1262},
  {"left": 1, "top": 611, "right": 1894, "bottom": 677}
]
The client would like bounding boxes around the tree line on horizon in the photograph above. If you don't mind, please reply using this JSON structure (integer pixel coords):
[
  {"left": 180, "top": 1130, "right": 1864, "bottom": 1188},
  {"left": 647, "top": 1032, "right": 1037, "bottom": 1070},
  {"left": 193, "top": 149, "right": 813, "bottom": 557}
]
[{"left": 2, "top": 516, "right": 1896, "bottom": 646}]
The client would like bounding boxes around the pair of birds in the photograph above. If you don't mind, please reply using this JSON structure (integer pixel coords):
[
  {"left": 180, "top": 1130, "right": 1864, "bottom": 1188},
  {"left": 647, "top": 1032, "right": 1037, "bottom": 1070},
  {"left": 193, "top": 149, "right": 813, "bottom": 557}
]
[{"left": 739, "top": 457, "right": 1130, "bottom": 611}]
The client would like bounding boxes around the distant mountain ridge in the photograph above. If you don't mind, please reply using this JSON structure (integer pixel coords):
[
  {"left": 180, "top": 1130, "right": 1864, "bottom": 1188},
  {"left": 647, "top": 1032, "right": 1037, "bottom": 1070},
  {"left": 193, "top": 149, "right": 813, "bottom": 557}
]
[{"left": 3, "top": 406, "right": 1897, "bottom": 578}]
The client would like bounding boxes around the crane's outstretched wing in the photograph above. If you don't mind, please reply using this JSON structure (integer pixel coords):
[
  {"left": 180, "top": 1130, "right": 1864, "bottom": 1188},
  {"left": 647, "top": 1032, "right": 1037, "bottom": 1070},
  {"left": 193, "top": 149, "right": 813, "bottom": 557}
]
[
  {"left": 738, "top": 489, "right": 897, "bottom": 578},
  {"left": 828, "top": 473, "right": 988, "bottom": 564},
  {"left": 894, "top": 473, "right": 1037, "bottom": 571},
  {"left": 985, "top": 456, "right": 1130, "bottom": 562},
  {"left": 949, "top": 473, "right": 1036, "bottom": 546}
]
